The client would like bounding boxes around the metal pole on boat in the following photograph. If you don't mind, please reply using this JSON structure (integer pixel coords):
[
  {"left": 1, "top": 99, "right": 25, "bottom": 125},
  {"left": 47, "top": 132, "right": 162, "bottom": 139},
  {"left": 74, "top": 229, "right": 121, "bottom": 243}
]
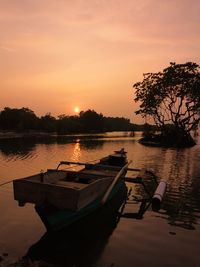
[{"left": 101, "top": 161, "right": 132, "bottom": 205}]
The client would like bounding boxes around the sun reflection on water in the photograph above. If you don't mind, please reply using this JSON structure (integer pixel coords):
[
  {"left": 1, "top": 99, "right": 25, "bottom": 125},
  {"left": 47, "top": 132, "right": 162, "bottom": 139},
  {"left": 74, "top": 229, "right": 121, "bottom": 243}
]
[{"left": 71, "top": 140, "right": 81, "bottom": 166}]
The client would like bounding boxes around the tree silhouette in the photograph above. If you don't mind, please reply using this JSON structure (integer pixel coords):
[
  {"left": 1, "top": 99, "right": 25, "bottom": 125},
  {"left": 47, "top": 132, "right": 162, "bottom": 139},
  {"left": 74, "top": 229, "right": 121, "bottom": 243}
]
[
  {"left": 79, "top": 110, "right": 104, "bottom": 132},
  {"left": 0, "top": 107, "right": 38, "bottom": 131},
  {"left": 133, "top": 62, "right": 200, "bottom": 146},
  {"left": 0, "top": 107, "right": 137, "bottom": 134},
  {"left": 40, "top": 113, "right": 56, "bottom": 132}
]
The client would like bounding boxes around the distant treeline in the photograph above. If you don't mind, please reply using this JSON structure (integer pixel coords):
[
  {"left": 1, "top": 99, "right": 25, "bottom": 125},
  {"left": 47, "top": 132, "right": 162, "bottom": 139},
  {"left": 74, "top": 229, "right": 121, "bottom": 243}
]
[{"left": 0, "top": 107, "right": 156, "bottom": 134}]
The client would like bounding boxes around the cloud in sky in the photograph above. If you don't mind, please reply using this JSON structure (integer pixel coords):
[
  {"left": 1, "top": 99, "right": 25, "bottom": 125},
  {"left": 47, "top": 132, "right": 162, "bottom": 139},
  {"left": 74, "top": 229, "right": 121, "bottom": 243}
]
[{"left": 0, "top": 0, "right": 199, "bottom": 121}]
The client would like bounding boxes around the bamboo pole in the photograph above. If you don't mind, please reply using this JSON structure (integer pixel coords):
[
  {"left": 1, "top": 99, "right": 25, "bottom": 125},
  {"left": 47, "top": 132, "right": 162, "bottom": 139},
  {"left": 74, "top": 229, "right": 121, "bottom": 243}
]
[{"left": 101, "top": 161, "right": 132, "bottom": 204}]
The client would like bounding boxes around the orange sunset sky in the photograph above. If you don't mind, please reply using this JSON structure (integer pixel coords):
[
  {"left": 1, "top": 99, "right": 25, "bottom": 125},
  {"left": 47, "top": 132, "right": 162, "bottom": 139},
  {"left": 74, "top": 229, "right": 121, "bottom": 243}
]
[{"left": 0, "top": 0, "right": 199, "bottom": 123}]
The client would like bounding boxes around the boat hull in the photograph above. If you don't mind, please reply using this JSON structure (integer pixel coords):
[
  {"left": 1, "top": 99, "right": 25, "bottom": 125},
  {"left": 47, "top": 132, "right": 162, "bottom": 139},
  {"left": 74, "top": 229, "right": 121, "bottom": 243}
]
[
  {"left": 35, "top": 179, "right": 127, "bottom": 231},
  {"left": 13, "top": 171, "right": 115, "bottom": 211}
]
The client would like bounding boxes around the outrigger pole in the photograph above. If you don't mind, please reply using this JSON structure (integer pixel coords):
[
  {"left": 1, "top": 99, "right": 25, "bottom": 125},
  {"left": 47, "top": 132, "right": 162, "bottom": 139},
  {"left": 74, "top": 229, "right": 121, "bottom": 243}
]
[{"left": 101, "top": 161, "right": 132, "bottom": 204}]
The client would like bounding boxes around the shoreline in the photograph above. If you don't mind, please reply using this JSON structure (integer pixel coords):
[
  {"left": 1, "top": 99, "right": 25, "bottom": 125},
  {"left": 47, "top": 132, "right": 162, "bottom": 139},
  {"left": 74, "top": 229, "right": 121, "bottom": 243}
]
[{"left": 0, "top": 131, "right": 134, "bottom": 140}]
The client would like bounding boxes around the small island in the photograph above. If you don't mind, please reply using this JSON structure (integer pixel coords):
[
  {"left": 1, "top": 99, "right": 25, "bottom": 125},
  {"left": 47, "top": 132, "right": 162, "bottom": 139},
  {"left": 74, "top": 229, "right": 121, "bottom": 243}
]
[{"left": 133, "top": 62, "right": 200, "bottom": 147}]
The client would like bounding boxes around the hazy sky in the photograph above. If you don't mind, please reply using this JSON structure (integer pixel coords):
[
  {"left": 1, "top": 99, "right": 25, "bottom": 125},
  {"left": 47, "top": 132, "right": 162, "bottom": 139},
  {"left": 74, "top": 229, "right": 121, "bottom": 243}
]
[{"left": 0, "top": 0, "right": 199, "bottom": 123}]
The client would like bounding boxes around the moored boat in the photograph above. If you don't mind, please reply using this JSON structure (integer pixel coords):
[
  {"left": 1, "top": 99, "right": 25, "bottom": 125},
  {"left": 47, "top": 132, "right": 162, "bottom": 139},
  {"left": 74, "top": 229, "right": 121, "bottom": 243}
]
[
  {"left": 13, "top": 148, "right": 129, "bottom": 231},
  {"left": 13, "top": 148, "right": 165, "bottom": 231}
]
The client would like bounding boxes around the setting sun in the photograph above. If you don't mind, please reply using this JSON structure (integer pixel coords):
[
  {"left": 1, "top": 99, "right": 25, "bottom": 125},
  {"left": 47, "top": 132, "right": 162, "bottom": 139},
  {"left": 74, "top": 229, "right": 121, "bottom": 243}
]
[{"left": 74, "top": 107, "right": 80, "bottom": 114}]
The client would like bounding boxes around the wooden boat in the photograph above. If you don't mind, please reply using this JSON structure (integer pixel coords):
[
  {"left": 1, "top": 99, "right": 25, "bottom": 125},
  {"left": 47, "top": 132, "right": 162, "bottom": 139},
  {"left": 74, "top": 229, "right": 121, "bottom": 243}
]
[
  {"left": 13, "top": 149, "right": 129, "bottom": 231},
  {"left": 13, "top": 148, "right": 165, "bottom": 231}
]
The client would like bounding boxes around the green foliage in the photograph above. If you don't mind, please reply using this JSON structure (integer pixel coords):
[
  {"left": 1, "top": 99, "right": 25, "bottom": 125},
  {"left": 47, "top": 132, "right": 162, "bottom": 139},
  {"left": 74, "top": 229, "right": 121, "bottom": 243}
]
[{"left": 133, "top": 62, "right": 200, "bottom": 146}]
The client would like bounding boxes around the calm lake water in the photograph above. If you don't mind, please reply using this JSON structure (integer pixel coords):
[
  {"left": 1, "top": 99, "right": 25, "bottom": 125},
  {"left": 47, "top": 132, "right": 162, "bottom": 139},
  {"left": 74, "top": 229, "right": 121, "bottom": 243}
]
[{"left": 0, "top": 132, "right": 200, "bottom": 267}]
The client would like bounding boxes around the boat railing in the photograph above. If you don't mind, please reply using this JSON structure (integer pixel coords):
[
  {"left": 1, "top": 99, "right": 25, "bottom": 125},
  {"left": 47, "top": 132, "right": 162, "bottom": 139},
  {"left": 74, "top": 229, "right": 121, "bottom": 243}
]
[{"left": 56, "top": 161, "right": 90, "bottom": 170}]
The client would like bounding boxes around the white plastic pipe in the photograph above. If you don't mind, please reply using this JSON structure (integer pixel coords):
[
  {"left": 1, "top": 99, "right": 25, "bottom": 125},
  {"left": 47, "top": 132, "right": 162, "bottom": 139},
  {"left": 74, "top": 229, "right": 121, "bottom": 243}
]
[{"left": 152, "top": 181, "right": 167, "bottom": 211}]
